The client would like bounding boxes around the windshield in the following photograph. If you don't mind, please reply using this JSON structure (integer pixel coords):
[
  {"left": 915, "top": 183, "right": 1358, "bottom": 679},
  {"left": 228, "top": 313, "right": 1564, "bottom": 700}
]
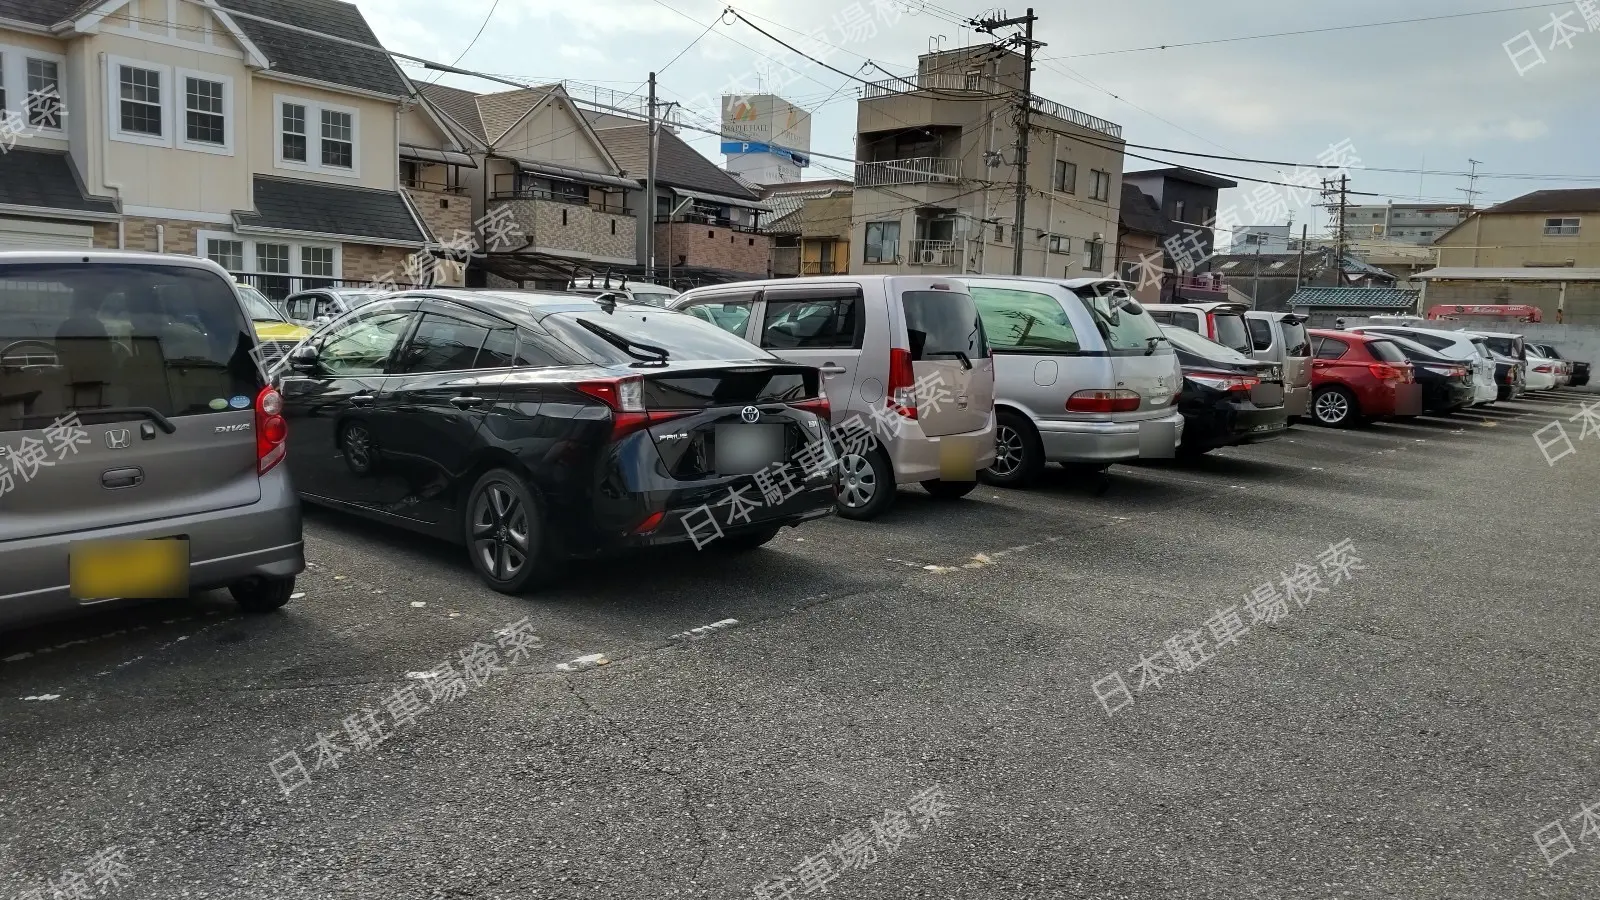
[
  {"left": 1162, "top": 322, "right": 1254, "bottom": 363},
  {"left": 1212, "top": 313, "right": 1252, "bottom": 354},
  {"left": 1073, "top": 285, "right": 1166, "bottom": 352},
  {"left": 900, "top": 289, "right": 988, "bottom": 361},
  {"left": 237, "top": 285, "right": 286, "bottom": 323},
  {"left": 1280, "top": 320, "right": 1310, "bottom": 356},
  {"left": 543, "top": 306, "right": 771, "bottom": 365},
  {"left": 1367, "top": 340, "right": 1409, "bottom": 364}
]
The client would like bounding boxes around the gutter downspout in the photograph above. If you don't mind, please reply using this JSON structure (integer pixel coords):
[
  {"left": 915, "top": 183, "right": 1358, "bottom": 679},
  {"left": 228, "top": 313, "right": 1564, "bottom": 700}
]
[
  {"left": 98, "top": 54, "right": 126, "bottom": 222},
  {"left": 1043, "top": 133, "right": 1058, "bottom": 277}
]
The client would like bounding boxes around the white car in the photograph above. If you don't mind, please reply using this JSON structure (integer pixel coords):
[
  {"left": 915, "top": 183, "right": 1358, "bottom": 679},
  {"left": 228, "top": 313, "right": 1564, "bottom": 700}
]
[
  {"left": 570, "top": 276, "right": 680, "bottom": 308},
  {"left": 1348, "top": 325, "right": 1499, "bottom": 406},
  {"left": 1524, "top": 346, "right": 1564, "bottom": 390}
]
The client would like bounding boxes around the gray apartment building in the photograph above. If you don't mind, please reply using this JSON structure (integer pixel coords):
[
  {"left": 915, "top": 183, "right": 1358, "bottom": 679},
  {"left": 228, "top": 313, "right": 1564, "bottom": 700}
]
[
  {"left": 1338, "top": 203, "right": 1472, "bottom": 245},
  {"left": 850, "top": 46, "right": 1125, "bottom": 278}
]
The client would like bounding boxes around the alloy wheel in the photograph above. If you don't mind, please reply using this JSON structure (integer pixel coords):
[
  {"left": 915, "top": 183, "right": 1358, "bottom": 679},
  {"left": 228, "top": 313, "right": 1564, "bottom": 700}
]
[
  {"left": 837, "top": 452, "right": 877, "bottom": 509},
  {"left": 342, "top": 423, "right": 372, "bottom": 472},
  {"left": 471, "top": 484, "right": 531, "bottom": 582},
  {"left": 989, "top": 425, "right": 1024, "bottom": 478},
  {"left": 1315, "top": 391, "right": 1349, "bottom": 424}
]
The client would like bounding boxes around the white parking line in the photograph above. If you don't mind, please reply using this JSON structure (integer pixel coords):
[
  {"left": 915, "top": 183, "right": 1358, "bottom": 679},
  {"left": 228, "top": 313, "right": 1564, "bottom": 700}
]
[
  {"left": 669, "top": 618, "right": 740, "bottom": 641},
  {"left": 556, "top": 653, "right": 609, "bottom": 672}
]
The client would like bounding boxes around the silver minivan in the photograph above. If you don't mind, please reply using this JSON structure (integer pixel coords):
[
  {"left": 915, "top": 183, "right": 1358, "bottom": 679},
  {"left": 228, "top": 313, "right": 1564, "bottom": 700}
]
[
  {"left": 1243, "top": 312, "right": 1312, "bottom": 418},
  {"left": 673, "top": 276, "right": 996, "bottom": 520},
  {"left": 0, "top": 252, "right": 304, "bottom": 625},
  {"left": 956, "top": 276, "right": 1183, "bottom": 486}
]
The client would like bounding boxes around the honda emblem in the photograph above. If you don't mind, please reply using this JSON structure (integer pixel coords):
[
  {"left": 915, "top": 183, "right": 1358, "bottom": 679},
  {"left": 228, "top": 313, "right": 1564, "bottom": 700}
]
[
  {"left": 740, "top": 406, "right": 761, "bottom": 424},
  {"left": 105, "top": 429, "right": 131, "bottom": 450}
]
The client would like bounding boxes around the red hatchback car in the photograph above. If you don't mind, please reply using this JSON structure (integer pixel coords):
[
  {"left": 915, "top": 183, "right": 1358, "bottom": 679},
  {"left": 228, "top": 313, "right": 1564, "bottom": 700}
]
[{"left": 1307, "top": 329, "right": 1424, "bottom": 427}]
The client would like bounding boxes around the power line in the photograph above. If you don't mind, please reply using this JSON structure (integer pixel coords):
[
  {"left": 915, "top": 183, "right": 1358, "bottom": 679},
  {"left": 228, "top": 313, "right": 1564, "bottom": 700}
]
[{"left": 1040, "top": 2, "right": 1574, "bottom": 60}]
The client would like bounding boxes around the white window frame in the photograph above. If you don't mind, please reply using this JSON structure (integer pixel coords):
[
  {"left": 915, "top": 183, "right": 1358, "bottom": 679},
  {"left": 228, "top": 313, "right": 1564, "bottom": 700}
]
[
  {"left": 274, "top": 93, "right": 361, "bottom": 178},
  {"left": 1544, "top": 217, "right": 1581, "bottom": 237},
  {"left": 195, "top": 229, "right": 343, "bottom": 282},
  {"left": 0, "top": 45, "right": 67, "bottom": 138},
  {"left": 1047, "top": 234, "right": 1069, "bottom": 254},
  {"left": 176, "top": 67, "right": 234, "bottom": 156},
  {"left": 108, "top": 55, "right": 171, "bottom": 148}
]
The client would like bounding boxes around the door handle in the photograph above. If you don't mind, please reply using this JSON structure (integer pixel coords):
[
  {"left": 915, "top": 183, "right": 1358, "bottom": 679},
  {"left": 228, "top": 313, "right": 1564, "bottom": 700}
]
[
  {"left": 350, "top": 394, "right": 375, "bottom": 406},
  {"left": 820, "top": 365, "right": 848, "bottom": 375},
  {"left": 449, "top": 395, "right": 484, "bottom": 410},
  {"left": 101, "top": 467, "right": 143, "bottom": 489}
]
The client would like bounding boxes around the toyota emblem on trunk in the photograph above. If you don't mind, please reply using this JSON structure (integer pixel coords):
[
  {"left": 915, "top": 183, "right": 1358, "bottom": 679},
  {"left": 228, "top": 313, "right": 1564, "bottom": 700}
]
[{"left": 740, "top": 406, "right": 761, "bottom": 424}]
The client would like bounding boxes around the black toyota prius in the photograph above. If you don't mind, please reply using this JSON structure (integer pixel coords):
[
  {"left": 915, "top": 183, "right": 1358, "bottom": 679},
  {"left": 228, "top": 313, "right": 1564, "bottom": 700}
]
[
  {"left": 1159, "top": 323, "right": 1289, "bottom": 455},
  {"left": 277, "top": 289, "right": 836, "bottom": 593}
]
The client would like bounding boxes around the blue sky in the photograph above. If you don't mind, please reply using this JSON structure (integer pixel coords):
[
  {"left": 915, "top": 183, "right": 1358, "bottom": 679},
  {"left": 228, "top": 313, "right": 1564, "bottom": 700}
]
[{"left": 364, "top": 0, "right": 1600, "bottom": 234}]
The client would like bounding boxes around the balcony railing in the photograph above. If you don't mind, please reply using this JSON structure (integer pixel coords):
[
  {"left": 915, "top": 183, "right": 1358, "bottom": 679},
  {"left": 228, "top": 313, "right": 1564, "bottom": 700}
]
[
  {"left": 861, "top": 75, "right": 1123, "bottom": 139},
  {"left": 856, "top": 157, "right": 961, "bottom": 187},
  {"left": 802, "top": 259, "right": 840, "bottom": 275},
  {"left": 403, "top": 178, "right": 465, "bottom": 195},
  {"left": 656, "top": 213, "right": 765, "bottom": 235},
  {"left": 908, "top": 239, "right": 959, "bottom": 267},
  {"left": 1176, "top": 273, "right": 1228, "bottom": 295}
]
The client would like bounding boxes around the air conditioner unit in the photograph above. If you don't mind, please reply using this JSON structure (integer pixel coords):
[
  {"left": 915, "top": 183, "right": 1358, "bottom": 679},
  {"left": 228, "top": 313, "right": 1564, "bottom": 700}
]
[
  {"left": 917, "top": 249, "right": 939, "bottom": 264},
  {"left": 1372, "top": 225, "right": 1385, "bottom": 235}
]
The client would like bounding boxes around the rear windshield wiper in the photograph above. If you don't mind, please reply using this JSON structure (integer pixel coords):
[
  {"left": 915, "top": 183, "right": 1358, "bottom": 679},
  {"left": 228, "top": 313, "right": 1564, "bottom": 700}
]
[
  {"left": 1144, "top": 335, "right": 1168, "bottom": 355},
  {"left": 575, "top": 318, "right": 670, "bottom": 366}
]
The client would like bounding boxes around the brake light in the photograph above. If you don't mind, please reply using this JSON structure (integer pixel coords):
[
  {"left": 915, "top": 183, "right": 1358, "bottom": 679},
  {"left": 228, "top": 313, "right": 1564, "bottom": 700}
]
[
  {"left": 256, "top": 385, "right": 287, "bottom": 475},
  {"left": 887, "top": 347, "right": 917, "bottom": 419},
  {"left": 1368, "top": 363, "right": 1408, "bottom": 383},
  {"left": 790, "top": 395, "right": 831, "bottom": 421},
  {"left": 1535, "top": 364, "right": 1554, "bottom": 373},
  {"left": 576, "top": 376, "right": 688, "bottom": 440},
  {"left": 1065, "top": 389, "right": 1141, "bottom": 412},
  {"left": 634, "top": 511, "right": 665, "bottom": 534},
  {"left": 1185, "top": 373, "right": 1259, "bottom": 393}
]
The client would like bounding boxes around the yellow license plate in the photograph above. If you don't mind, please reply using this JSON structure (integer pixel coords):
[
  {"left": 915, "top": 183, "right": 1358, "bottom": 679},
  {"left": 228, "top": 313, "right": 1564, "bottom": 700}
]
[
  {"left": 939, "top": 440, "right": 978, "bottom": 481},
  {"left": 70, "top": 539, "right": 190, "bottom": 601}
]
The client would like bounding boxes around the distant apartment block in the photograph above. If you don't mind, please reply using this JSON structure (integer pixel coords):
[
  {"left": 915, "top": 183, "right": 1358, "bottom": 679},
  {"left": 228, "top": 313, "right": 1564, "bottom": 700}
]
[{"left": 1338, "top": 203, "right": 1471, "bottom": 245}]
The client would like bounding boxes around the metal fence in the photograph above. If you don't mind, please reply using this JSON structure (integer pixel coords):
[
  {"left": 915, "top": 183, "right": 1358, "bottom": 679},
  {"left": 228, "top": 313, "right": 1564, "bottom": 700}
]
[{"left": 855, "top": 157, "right": 962, "bottom": 187}]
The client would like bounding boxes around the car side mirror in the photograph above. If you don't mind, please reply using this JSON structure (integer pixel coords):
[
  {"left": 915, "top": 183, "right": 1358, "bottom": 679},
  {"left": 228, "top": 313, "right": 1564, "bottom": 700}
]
[{"left": 288, "top": 343, "right": 320, "bottom": 374}]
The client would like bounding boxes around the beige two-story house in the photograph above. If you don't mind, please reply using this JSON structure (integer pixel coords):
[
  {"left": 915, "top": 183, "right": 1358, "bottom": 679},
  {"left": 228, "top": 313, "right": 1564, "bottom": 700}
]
[
  {"left": 415, "top": 81, "right": 640, "bottom": 290},
  {"left": 0, "top": 0, "right": 458, "bottom": 294}
]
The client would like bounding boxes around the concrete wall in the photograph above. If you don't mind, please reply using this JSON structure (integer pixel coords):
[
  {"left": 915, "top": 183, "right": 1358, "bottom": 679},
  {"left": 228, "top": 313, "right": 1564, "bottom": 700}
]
[{"left": 1421, "top": 280, "right": 1600, "bottom": 326}]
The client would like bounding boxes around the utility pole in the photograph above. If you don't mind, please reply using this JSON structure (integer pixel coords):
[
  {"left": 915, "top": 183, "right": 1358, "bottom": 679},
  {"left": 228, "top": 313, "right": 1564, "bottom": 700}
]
[
  {"left": 1294, "top": 223, "right": 1308, "bottom": 289},
  {"left": 1321, "top": 175, "right": 1350, "bottom": 287},
  {"left": 644, "top": 72, "right": 658, "bottom": 281},
  {"left": 975, "top": 8, "right": 1039, "bottom": 277},
  {"left": 1459, "top": 158, "right": 1483, "bottom": 209}
]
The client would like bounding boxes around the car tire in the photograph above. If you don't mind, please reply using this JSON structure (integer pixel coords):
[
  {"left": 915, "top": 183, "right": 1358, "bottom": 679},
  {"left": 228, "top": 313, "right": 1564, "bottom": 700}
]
[
  {"left": 716, "top": 528, "right": 781, "bottom": 552},
  {"left": 229, "top": 575, "right": 296, "bottom": 613},
  {"left": 463, "top": 469, "right": 558, "bottom": 594},
  {"left": 836, "top": 444, "right": 896, "bottom": 521},
  {"left": 980, "top": 410, "right": 1045, "bottom": 488},
  {"left": 1312, "top": 386, "right": 1360, "bottom": 428},
  {"left": 920, "top": 479, "right": 978, "bottom": 500}
]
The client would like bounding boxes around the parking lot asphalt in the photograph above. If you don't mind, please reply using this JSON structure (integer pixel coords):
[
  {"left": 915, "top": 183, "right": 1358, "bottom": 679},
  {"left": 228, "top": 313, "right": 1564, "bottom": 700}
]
[{"left": 2, "top": 390, "right": 1598, "bottom": 900}]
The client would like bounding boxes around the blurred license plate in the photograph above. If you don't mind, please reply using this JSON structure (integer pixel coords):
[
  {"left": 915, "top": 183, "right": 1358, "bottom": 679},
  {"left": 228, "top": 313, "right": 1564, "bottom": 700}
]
[
  {"left": 70, "top": 538, "right": 189, "bottom": 601},
  {"left": 1139, "top": 420, "right": 1176, "bottom": 458},
  {"left": 1253, "top": 422, "right": 1285, "bottom": 433},
  {"left": 715, "top": 424, "right": 783, "bottom": 475},
  {"left": 1395, "top": 383, "right": 1423, "bottom": 416}
]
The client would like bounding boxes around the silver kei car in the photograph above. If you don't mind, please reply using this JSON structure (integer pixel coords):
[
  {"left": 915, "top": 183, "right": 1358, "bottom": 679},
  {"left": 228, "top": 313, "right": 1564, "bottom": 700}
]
[
  {"left": 954, "top": 276, "right": 1184, "bottom": 487},
  {"left": 0, "top": 251, "right": 304, "bottom": 626}
]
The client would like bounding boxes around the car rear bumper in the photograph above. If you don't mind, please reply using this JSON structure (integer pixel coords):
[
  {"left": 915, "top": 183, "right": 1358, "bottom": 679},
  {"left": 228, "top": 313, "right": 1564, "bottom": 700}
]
[
  {"left": 0, "top": 466, "right": 304, "bottom": 625},
  {"left": 1183, "top": 404, "right": 1287, "bottom": 451},
  {"left": 1034, "top": 409, "right": 1186, "bottom": 462},
  {"left": 1283, "top": 383, "right": 1310, "bottom": 418},
  {"left": 596, "top": 478, "right": 836, "bottom": 553},
  {"left": 886, "top": 416, "right": 997, "bottom": 484}
]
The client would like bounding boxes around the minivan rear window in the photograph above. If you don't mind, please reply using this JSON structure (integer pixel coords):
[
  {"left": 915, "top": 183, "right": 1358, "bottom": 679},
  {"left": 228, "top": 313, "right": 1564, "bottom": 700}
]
[
  {"left": 1280, "top": 320, "right": 1310, "bottom": 356},
  {"left": 0, "top": 263, "right": 260, "bottom": 434},
  {"left": 1212, "top": 313, "right": 1251, "bottom": 355},
  {"left": 1074, "top": 287, "right": 1165, "bottom": 352},
  {"left": 900, "top": 290, "right": 988, "bottom": 361},
  {"left": 1480, "top": 336, "right": 1522, "bottom": 358}
]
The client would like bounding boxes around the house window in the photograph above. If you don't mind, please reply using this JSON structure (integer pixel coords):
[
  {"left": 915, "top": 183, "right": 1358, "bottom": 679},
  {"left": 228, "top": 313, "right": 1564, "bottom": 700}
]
[
  {"left": 257, "top": 243, "right": 291, "bottom": 274},
  {"left": 1089, "top": 169, "right": 1111, "bottom": 201},
  {"left": 1545, "top": 217, "right": 1580, "bottom": 236},
  {"left": 864, "top": 221, "right": 900, "bottom": 264},
  {"left": 206, "top": 238, "right": 244, "bottom": 272},
  {"left": 321, "top": 109, "right": 353, "bottom": 168},
  {"left": 1174, "top": 200, "right": 1186, "bottom": 222},
  {"left": 25, "top": 58, "right": 60, "bottom": 129},
  {"left": 1084, "top": 240, "right": 1104, "bottom": 271},
  {"left": 1048, "top": 234, "right": 1068, "bottom": 254},
  {"left": 994, "top": 224, "right": 1005, "bottom": 243},
  {"left": 1054, "top": 160, "right": 1077, "bottom": 193},
  {"left": 302, "top": 246, "right": 335, "bottom": 277},
  {"left": 119, "top": 64, "right": 162, "bottom": 136},
  {"left": 282, "top": 103, "right": 307, "bottom": 162},
  {"left": 184, "top": 76, "right": 225, "bottom": 145}
]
